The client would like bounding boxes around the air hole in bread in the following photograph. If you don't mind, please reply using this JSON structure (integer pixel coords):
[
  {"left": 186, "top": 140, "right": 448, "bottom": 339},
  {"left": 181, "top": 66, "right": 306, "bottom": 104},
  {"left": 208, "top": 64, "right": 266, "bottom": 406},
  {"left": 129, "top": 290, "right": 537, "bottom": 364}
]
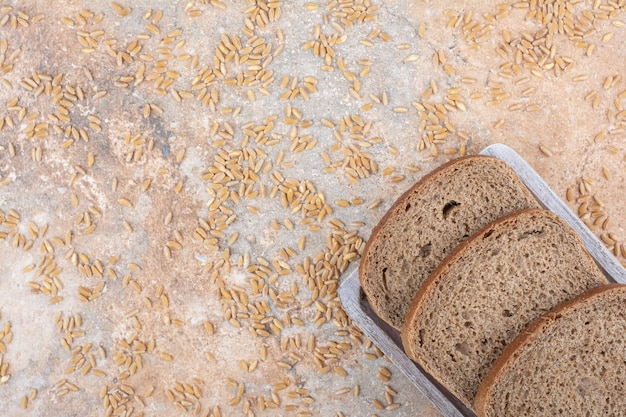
[
  {"left": 419, "top": 243, "right": 432, "bottom": 258},
  {"left": 405, "top": 202, "right": 411, "bottom": 212},
  {"left": 502, "top": 309, "right": 513, "bottom": 317},
  {"left": 518, "top": 228, "right": 545, "bottom": 240},
  {"left": 381, "top": 267, "right": 388, "bottom": 291},
  {"left": 442, "top": 200, "right": 461, "bottom": 218}
]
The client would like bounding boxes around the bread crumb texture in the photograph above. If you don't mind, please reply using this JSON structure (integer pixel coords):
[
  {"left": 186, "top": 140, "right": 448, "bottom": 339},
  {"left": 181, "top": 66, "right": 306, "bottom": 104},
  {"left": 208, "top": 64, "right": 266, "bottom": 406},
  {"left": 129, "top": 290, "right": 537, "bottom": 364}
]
[
  {"left": 403, "top": 209, "right": 607, "bottom": 409},
  {"left": 360, "top": 156, "right": 538, "bottom": 329},
  {"left": 476, "top": 284, "right": 626, "bottom": 417},
  {"left": 0, "top": 1, "right": 624, "bottom": 416}
]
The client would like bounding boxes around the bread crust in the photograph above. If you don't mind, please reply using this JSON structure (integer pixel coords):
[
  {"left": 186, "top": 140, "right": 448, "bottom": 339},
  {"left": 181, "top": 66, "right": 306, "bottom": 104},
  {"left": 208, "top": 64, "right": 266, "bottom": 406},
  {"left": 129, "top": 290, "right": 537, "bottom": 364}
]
[
  {"left": 401, "top": 207, "right": 601, "bottom": 354},
  {"left": 401, "top": 208, "right": 608, "bottom": 408},
  {"left": 400, "top": 208, "right": 543, "bottom": 397},
  {"left": 473, "top": 283, "right": 625, "bottom": 417},
  {"left": 360, "top": 155, "right": 537, "bottom": 330}
]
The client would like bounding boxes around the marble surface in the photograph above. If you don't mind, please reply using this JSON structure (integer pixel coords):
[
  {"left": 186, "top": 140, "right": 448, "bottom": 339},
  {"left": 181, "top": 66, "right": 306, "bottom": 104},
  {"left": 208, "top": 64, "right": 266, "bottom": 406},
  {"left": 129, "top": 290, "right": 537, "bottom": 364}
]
[{"left": 0, "top": 1, "right": 624, "bottom": 416}]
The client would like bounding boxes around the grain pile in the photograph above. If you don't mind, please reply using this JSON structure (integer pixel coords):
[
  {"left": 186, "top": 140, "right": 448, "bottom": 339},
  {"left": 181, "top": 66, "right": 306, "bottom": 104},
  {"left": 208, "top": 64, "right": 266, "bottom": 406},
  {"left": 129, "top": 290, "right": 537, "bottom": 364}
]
[{"left": 0, "top": 1, "right": 624, "bottom": 416}]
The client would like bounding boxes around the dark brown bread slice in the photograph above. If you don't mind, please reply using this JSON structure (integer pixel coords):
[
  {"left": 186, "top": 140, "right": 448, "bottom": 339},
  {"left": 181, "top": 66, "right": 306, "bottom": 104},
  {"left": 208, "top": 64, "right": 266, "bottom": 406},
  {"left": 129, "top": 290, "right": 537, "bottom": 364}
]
[
  {"left": 359, "top": 155, "right": 539, "bottom": 330},
  {"left": 401, "top": 209, "right": 608, "bottom": 409},
  {"left": 474, "top": 284, "right": 626, "bottom": 417}
]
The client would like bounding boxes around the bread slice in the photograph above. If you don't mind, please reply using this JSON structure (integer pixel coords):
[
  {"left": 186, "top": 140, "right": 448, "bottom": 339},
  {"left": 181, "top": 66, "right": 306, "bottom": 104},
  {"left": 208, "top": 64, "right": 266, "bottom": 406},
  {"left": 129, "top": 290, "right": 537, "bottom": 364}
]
[
  {"left": 359, "top": 155, "right": 539, "bottom": 330},
  {"left": 401, "top": 208, "right": 608, "bottom": 409},
  {"left": 474, "top": 283, "right": 626, "bottom": 417}
]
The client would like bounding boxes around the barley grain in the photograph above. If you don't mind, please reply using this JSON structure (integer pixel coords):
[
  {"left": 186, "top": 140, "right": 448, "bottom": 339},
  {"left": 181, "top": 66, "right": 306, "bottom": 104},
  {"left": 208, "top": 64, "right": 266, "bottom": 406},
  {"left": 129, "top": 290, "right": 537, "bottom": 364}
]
[{"left": 539, "top": 145, "right": 553, "bottom": 157}]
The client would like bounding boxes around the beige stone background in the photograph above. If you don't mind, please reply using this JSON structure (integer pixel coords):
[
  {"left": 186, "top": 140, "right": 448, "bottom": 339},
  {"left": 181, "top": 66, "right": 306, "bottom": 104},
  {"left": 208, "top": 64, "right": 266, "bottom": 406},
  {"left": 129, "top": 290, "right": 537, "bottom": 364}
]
[{"left": 0, "top": 0, "right": 624, "bottom": 416}]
